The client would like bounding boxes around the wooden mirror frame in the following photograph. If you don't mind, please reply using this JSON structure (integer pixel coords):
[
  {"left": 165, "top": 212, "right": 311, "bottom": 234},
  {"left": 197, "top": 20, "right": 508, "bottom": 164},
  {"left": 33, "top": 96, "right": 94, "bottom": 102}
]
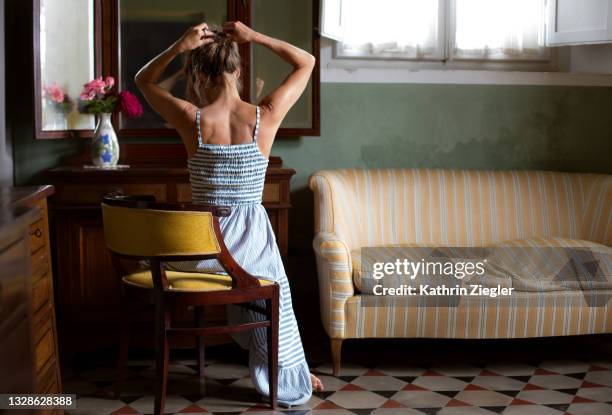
[{"left": 33, "top": 0, "right": 103, "bottom": 139}]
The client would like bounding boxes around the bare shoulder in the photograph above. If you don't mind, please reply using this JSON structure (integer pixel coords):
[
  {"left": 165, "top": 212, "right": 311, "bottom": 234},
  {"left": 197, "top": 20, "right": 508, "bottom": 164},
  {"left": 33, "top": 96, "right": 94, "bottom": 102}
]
[{"left": 178, "top": 104, "right": 201, "bottom": 158}]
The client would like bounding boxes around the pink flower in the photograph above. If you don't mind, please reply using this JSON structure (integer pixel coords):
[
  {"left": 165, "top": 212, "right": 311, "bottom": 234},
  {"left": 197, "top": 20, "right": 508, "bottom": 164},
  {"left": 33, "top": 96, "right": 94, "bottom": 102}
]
[
  {"left": 117, "top": 90, "right": 143, "bottom": 118},
  {"left": 43, "top": 82, "right": 65, "bottom": 103},
  {"left": 105, "top": 76, "right": 115, "bottom": 89},
  {"left": 80, "top": 77, "right": 108, "bottom": 101}
]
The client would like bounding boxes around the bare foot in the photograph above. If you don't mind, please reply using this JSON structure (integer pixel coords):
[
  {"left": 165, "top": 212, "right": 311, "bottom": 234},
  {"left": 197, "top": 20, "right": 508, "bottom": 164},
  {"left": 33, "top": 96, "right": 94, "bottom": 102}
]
[{"left": 311, "top": 373, "right": 324, "bottom": 392}]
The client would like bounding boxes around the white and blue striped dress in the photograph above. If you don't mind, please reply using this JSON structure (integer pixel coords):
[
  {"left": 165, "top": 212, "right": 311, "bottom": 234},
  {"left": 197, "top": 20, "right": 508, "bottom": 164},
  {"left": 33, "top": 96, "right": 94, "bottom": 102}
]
[{"left": 171, "top": 107, "right": 312, "bottom": 407}]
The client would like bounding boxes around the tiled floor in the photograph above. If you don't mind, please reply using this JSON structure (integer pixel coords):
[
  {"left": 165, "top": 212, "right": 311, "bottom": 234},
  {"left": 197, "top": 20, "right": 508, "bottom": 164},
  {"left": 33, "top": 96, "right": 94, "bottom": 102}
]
[{"left": 64, "top": 351, "right": 612, "bottom": 415}]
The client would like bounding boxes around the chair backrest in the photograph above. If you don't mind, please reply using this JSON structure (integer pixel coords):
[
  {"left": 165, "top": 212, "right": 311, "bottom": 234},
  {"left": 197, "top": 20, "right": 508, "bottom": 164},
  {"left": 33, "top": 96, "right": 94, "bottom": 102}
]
[
  {"left": 101, "top": 194, "right": 261, "bottom": 289},
  {"left": 102, "top": 203, "right": 221, "bottom": 258}
]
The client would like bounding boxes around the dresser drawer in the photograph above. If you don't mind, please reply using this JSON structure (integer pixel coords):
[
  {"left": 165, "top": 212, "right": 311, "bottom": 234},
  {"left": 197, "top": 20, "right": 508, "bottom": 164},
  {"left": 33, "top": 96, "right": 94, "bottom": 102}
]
[
  {"left": 176, "top": 183, "right": 192, "bottom": 203},
  {"left": 54, "top": 184, "right": 168, "bottom": 204},
  {"left": 34, "top": 324, "right": 55, "bottom": 374},
  {"left": 29, "top": 218, "right": 46, "bottom": 254},
  {"left": 32, "top": 272, "right": 51, "bottom": 313},
  {"left": 262, "top": 182, "right": 280, "bottom": 203},
  {"left": 31, "top": 250, "right": 49, "bottom": 277}
]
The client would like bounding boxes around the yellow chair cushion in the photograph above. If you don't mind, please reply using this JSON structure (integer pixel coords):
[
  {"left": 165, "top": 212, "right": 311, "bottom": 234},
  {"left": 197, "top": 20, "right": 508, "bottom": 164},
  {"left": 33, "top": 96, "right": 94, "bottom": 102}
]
[{"left": 123, "top": 269, "right": 273, "bottom": 292}]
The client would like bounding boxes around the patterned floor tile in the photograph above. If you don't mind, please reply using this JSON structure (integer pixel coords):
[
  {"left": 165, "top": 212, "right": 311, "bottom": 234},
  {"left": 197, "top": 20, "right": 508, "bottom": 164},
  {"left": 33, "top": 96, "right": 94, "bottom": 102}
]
[
  {"left": 528, "top": 374, "right": 584, "bottom": 389},
  {"left": 62, "top": 351, "right": 612, "bottom": 414},
  {"left": 411, "top": 375, "right": 469, "bottom": 391},
  {"left": 482, "top": 363, "right": 538, "bottom": 376},
  {"left": 437, "top": 406, "right": 498, "bottom": 415},
  {"left": 515, "top": 389, "right": 575, "bottom": 404},
  {"left": 194, "top": 394, "right": 256, "bottom": 412},
  {"left": 391, "top": 390, "right": 452, "bottom": 408},
  {"left": 351, "top": 375, "right": 408, "bottom": 391},
  {"left": 584, "top": 369, "right": 612, "bottom": 387},
  {"left": 470, "top": 375, "right": 526, "bottom": 391},
  {"left": 575, "top": 386, "right": 612, "bottom": 402},
  {"left": 375, "top": 365, "right": 427, "bottom": 377},
  {"left": 566, "top": 402, "right": 612, "bottom": 415},
  {"left": 288, "top": 395, "right": 324, "bottom": 410},
  {"left": 430, "top": 364, "right": 483, "bottom": 377},
  {"left": 453, "top": 390, "right": 513, "bottom": 407},
  {"left": 501, "top": 404, "right": 565, "bottom": 414},
  {"left": 326, "top": 390, "right": 388, "bottom": 409},
  {"left": 591, "top": 360, "right": 612, "bottom": 370},
  {"left": 370, "top": 408, "right": 426, "bottom": 415},
  {"left": 539, "top": 360, "right": 591, "bottom": 374},
  {"left": 129, "top": 395, "right": 193, "bottom": 414}
]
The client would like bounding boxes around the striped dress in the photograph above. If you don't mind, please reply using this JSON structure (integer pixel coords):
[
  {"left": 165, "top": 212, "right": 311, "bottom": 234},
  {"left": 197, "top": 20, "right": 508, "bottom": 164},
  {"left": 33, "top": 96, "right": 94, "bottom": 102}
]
[{"left": 170, "top": 107, "right": 312, "bottom": 407}]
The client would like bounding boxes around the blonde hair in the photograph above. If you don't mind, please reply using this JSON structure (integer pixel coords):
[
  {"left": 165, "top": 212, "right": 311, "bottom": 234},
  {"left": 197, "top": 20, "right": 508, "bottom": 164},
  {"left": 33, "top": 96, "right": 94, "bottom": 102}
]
[{"left": 184, "top": 29, "right": 242, "bottom": 105}]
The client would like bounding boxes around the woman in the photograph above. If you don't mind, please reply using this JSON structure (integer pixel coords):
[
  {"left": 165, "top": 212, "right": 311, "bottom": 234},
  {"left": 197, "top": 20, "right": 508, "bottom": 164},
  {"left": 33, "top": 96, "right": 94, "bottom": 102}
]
[{"left": 134, "top": 21, "right": 322, "bottom": 406}]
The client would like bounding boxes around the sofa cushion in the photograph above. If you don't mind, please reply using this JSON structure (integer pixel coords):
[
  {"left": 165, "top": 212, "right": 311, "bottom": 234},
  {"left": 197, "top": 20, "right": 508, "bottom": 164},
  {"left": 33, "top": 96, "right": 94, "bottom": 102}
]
[
  {"left": 486, "top": 237, "right": 612, "bottom": 292},
  {"left": 352, "top": 237, "right": 611, "bottom": 294}
]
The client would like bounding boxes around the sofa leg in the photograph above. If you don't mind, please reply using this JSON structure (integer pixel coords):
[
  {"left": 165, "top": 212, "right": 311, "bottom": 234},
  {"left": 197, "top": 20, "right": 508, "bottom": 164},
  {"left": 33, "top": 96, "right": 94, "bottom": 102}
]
[{"left": 330, "top": 339, "right": 343, "bottom": 376}]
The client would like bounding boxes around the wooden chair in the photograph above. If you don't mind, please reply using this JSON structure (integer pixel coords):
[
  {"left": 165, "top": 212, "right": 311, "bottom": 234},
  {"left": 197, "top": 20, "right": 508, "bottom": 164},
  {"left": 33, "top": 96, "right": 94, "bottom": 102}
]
[{"left": 101, "top": 194, "right": 279, "bottom": 414}]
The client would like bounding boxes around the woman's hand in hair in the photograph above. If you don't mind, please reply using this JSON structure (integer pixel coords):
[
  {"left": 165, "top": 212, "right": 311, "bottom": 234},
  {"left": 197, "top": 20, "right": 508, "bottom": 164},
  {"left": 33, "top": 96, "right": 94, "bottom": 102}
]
[
  {"left": 222, "top": 21, "right": 256, "bottom": 44},
  {"left": 173, "top": 23, "right": 216, "bottom": 54}
]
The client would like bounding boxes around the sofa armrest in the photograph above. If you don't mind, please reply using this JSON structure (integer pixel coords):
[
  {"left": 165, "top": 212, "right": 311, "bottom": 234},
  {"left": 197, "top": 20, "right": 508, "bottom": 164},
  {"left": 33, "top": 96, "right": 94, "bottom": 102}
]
[
  {"left": 583, "top": 175, "right": 612, "bottom": 246},
  {"left": 313, "top": 233, "right": 355, "bottom": 339}
]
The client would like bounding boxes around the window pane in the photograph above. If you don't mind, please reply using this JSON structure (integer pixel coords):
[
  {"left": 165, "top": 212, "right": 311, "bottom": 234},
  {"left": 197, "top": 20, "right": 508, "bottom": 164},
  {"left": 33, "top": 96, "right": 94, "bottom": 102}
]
[
  {"left": 338, "top": 0, "right": 442, "bottom": 59},
  {"left": 454, "top": 0, "right": 547, "bottom": 60}
]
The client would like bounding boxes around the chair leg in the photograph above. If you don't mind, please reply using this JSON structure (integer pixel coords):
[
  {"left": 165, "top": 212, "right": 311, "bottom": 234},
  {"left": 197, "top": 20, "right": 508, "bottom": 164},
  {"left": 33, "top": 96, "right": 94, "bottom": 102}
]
[
  {"left": 154, "top": 299, "right": 171, "bottom": 415},
  {"left": 195, "top": 306, "right": 206, "bottom": 378},
  {"left": 266, "top": 288, "right": 279, "bottom": 409},
  {"left": 331, "top": 339, "right": 343, "bottom": 376},
  {"left": 114, "top": 294, "right": 130, "bottom": 399}
]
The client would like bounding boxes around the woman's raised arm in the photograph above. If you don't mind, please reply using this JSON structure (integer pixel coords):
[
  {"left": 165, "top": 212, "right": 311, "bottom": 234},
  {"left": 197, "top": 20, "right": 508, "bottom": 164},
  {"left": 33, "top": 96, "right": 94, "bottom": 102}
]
[
  {"left": 222, "top": 21, "right": 315, "bottom": 128},
  {"left": 134, "top": 23, "right": 214, "bottom": 141}
]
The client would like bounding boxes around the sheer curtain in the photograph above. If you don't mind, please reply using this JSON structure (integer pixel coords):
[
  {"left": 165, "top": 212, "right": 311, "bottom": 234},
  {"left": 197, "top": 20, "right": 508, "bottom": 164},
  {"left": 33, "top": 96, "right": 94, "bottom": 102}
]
[
  {"left": 338, "top": 0, "right": 442, "bottom": 59},
  {"left": 454, "top": 0, "right": 546, "bottom": 59}
]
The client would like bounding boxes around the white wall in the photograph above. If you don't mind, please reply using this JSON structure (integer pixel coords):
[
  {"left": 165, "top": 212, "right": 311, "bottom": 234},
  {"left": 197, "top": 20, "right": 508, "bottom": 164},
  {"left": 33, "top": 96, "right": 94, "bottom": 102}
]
[
  {"left": 569, "top": 44, "right": 612, "bottom": 74},
  {"left": 0, "top": 0, "right": 12, "bottom": 186}
]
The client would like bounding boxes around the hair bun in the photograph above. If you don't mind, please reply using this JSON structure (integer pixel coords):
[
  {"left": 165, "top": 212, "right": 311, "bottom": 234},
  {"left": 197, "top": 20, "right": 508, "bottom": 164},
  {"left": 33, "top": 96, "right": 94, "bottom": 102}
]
[{"left": 212, "top": 29, "right": 228, "bottom": 43}]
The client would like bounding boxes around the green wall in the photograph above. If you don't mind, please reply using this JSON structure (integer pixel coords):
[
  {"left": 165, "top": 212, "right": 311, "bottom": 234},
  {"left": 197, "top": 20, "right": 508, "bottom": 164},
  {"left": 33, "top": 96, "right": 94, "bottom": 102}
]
[{"left": 274, "top": 83, "right": 612, "bottom": 189}]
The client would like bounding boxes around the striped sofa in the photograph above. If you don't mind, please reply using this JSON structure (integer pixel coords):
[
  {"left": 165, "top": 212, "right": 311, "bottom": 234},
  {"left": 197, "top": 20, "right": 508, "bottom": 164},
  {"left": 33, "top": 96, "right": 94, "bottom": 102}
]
[{"left": 309, "top": 169, "right": 611, "bottom": 375}]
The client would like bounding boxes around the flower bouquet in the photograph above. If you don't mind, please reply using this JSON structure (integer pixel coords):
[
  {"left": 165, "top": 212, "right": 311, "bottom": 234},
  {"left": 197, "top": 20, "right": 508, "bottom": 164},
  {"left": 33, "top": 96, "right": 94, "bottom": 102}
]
[{"left": 78, "top": 76, "right": 143, "bottom": 167}]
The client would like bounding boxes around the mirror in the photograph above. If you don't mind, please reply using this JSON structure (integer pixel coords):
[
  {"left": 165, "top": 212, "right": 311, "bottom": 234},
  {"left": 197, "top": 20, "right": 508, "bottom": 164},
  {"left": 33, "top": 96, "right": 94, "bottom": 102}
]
[
  {"left": 251, "top": 0, "right": 318, "bottom": 135},
  {"left": 34, "top": 0, "right": 97, "bottom": 138},
  {"left": 118, "top": 0, "right": 228, "bottom": 132}
]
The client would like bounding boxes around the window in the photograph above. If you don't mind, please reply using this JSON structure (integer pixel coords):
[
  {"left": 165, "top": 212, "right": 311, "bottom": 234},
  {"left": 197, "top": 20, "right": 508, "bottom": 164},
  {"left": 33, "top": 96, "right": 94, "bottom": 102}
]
[{"left": 322, "top": 0, "right": 549, "bottom": 63}]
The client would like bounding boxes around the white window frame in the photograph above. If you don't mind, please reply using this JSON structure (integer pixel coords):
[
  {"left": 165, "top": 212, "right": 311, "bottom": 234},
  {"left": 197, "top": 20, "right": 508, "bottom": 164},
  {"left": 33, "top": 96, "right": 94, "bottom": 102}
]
[{"left": 330, "top": 0, "right": 557, "bottom": 71}]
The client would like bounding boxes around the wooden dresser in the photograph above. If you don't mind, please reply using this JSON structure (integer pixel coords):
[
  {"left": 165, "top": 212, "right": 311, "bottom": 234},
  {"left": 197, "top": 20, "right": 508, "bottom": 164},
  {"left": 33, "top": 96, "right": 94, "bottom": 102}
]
[
  {"left": 48, "top": 158, "right": 295, "bottom": 356},
  {"left": 0, "top": 186, "right": 62, "bottom": 398}
]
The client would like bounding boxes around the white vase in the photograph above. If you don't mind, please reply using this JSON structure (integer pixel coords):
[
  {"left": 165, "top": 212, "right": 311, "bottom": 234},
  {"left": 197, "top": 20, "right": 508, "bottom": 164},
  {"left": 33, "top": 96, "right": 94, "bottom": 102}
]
[{"left": 91, "top": 113, "right": 119, "bottom": 166}]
